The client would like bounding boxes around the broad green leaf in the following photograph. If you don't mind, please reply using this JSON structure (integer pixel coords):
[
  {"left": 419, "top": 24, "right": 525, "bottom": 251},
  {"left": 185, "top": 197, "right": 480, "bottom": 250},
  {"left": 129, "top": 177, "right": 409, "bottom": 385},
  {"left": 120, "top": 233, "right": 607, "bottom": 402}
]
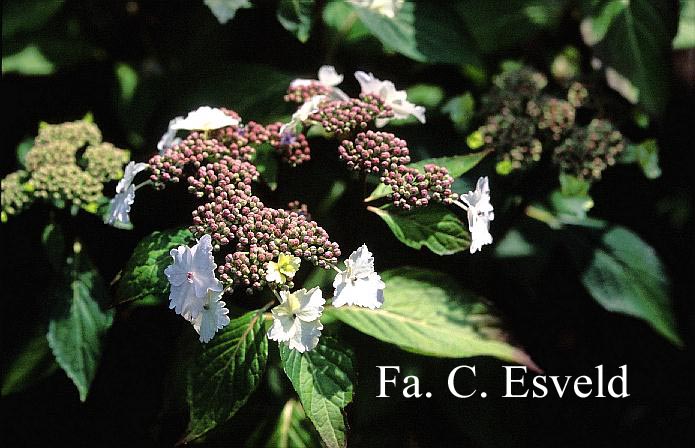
[
  {"left": 456, "top": 0, "right": 566, "bottom": 53},
  {"left": 350, "top": 0, "right": 480, "bottom": 66},
  {"left": 368, "top": 204, "right": 470, "bottom": 255},
  {"left": 1, "top": 332, "right": 59, "bottom": 396},
  {"left": 442, "top": 93, "right": 475, "bottom": 132},
  {"left": 114, "top": 228, "right": 193, "bottom": 306},
  {"left": 582, "top": 0, "right": 678, "bottom": 114},
  {"left": 204, "top": 0, "right": 252, "bottom": 24},
  {"left": 47, "top": 250, "right": 114, "bottom": 401},
  {"left": 264, "top": 399, "right": 322, "bottom": 448},
  {"left": 326, "top": 267, "right": 539, "bottom": 369},
  {"left": 365, "top": 151, "right": 492, "bottom": 202},
  {"left": 673, "top": 0, "right": 695, "bottom": 49},
  {"left": 184, "top": 310, "right": 269, "bottom": 442},
  {"left": 277, "top": 0, "right": 315, "bottom": 43},
  {"left": 567, "top": 226, "right": 682, "bottom": 345},
  {"left": 280, "top": 337, "right": 356, "bottom": 448}
]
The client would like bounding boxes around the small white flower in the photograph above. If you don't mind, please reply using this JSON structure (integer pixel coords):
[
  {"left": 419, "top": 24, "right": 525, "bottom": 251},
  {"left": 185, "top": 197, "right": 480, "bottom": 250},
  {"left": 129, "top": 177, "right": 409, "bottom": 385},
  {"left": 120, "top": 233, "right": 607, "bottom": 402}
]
[
  {"left": 461, "top": 177, "right": 495, "bottom": 254},
  {"left": 354, "top": 71, "right": 425, "bottom": 127},
  {"left": 170, "top": 106, "right": 239, "bottom": 131},
  {"left": 349, "top": 0, "right": 404, "bottom": 18},
  {"left": 105, "top": 161, "right": 149, "bottom": 228},
  {"left": 189, "top": 289, "right": 230, "bottom": 343},
  {"left": 268, "top": 287, "right": 325, "bottom": 353},
  {"left": 265, "top": 253, "right": 302, "bottom": 284},
  {"left": 291, "top": 65, "right": 349, "bottom": 101},
  {"left": 281, "top": 95, "right": 326, "bottom": 134},
  {"left": 157, "top": 116, "right": 184, "bottom": 154},
  {"left": 164, "top": 234, "right": 223, "bottom": 320},
  {"left": 332, "top": 244, "right": 385, "bottom": 309}
]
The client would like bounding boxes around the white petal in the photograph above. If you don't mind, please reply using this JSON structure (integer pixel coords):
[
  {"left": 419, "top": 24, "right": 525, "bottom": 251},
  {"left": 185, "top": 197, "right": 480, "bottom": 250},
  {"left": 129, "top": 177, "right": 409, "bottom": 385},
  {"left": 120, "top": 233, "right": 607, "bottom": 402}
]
[
  {"left": 192, "top": 291, "right": 230, "bottom": 343},
  {"left": 105, "top": 185, "right": 136, "bottom": 228},
  {"left": 157, "top": 116, "right": 184, "bottom": 153},
  {"left": 268, "top": 312, "right": 297, "bottom": 342},
  {"left": 170, "top": 106, "right": 238, "bottom": 131},
  {"left": 354, "top": 71, "right": 381, "bottom": 95},
  {"left": 317, "top": 65, "right": 343, "bottom": 87},
  {"left": 294, "top": 287, "right": 325, "bottom": 322},
  {"left": 287, "top": 319, "right": 323, "bottom": 353}
]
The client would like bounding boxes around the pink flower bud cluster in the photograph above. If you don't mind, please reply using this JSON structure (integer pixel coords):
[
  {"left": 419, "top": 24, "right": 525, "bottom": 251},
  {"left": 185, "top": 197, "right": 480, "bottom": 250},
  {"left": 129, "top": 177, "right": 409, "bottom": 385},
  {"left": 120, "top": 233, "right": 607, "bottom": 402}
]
[
  {"left": 266, "top": 123, "right": 311, "bottom": 166},
  {"left": 339, "top": 131, "right": 457, "bottom": 209},
  {"left": 287, "top": 200, "right": 312, "bottom": 221},
  {"left": 309, "top": 94, "right": 393, "bottom": 135},
  {"left": 285, "top": 81, "right": 331, "bottom": 103},
  {"left": 150, "top": 110, "right": 338, "bottom": 293},
  {"left": 528, "top": 97, "right": 576, "bottom": 141},
  {"left": 188, "top": 188, "right": 340, "bottom": 293}
]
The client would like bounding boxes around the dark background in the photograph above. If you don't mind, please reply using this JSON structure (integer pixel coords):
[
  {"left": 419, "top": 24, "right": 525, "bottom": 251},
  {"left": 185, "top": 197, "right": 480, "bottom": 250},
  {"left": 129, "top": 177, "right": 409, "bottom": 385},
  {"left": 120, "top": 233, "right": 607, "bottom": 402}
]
[{"left": 2, "top": 1, "right": 694, "bottom": 446}]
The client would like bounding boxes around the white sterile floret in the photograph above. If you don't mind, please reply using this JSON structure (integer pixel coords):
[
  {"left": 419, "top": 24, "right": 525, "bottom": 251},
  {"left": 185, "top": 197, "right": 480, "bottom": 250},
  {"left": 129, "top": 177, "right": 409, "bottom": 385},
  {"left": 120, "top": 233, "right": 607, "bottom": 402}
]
[
  {"left": 190, "top": 289, "right": 230, "bottom": 343},
  {"left": 349, "top": 0, "right": 404, "bottom": 18},
  {"left": 281, "top": 95, "right": 326, "bottom": 134},
  {"left": 170, "top": 106, "right": 238, "bottom": 131},
  {"left": 461, "top": 176, "right": 495, "bottom": 254},
  {"left": 268, "top": 287, "right": 325, "bottom": 353},
  {"left": 291, "top": 65, "right": 344, "bottom": 88},
  {"left": 332, "top": 244, "right": 385, "bottom": 309},
  {"left": 105, "top": 161, "right": 149, "bottom": 228},
  {"left": 157, "top": 116, "right": 184, "bottom": 154},
  {"left": 354, "top": 71, "right": 426, "bottom": 127},
  {"left": 164, "top": 234, "right": 223, "bottom": 320}
]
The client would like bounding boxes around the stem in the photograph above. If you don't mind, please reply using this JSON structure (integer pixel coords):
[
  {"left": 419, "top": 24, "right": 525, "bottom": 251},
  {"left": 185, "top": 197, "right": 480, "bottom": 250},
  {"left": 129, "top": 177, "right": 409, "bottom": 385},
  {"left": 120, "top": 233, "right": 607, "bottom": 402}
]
[
  {"left": 452, "top": 200, "right": 469, "bottom": 211},
  {"left": 134, "top": 180, "right": 153, "bottom": 191}
]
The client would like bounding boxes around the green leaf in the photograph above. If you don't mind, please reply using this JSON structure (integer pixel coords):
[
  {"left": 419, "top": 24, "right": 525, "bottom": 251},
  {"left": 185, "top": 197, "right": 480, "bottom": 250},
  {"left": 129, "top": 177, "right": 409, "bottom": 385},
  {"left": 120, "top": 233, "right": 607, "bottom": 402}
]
[
  {"left": 204, "top": 0, "right": 252, "bottom": 24},
  {"left": 253, "top": 144, "right": 279, "bottom": 191},
  {"left": 2, "top": 332, "right": 59, "bottom": 396},
  {"left": 2, "top": 45, "right": 54, "bottom": 75},
  {"left": 365, "top": 151, "right": 491, "bottom": 202},
  {"left": 184, "top": 309, "right": 269, "bottom": 441},
  {"left": 582, "top": 0, "right": 678, "bottom": 115},
  {"left": 326, "top": 267, "right": 539, "bottom": 369},
  {"left": 114, "top": 228, "right": 193, "bottom": 306},
  {"left": 621, "top": 140, "right": 661, "bottom": 179},
  {"left": 406, "top": 84, "right": 444, "bottom": 108},
  {"left": 115, "top": 62, "right": 138, "bottom": 103},
  {"left": 567, "top": 226, "right": 682, "bottom": 345},
  {"left": 277, "top": 0, "right": 315, "bottom": 43},
  {"left": 456, "top": 0, "right": 566, "bottom": 53},
  {"left": 369, "top": 204, "right": 470, "bottom": 255},
  {"left": 280, "top": 336, "right": 356, "bottom": 448},
  {"left": 47, "top": 251, "right": 115, "bottom": 401},
  {"left": 322, "top": 0, "right": 371, "bottom": 42},
  {"left": 673, "top": 0, "right": 695, "bottom": 49},
  {"left": 351, "top": 0, "right": 480, "bottom": 66},
  {"left": 16, "top": 137, "right": 34, "bottom": 168},
  {"left": 264, "top": 399, "right": 322, "bottom": 448},
  {"left": 442, "top": 93, "right": 475, "bottom": 132}
]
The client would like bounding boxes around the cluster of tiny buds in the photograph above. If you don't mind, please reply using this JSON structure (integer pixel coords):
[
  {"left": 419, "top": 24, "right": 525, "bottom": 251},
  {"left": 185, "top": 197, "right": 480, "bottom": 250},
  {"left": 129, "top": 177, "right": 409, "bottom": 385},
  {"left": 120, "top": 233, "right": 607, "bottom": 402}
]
[
  {"left": 309, "top": 94, "right": 393, "bottom": 135},
  {"left": 266, "top": 123, "right": 311, "bottom": 165},
  {"left": 479, "top": 112, "right": 542, "bottom": 170},
  {"left": 338, "top": 130, "right": 410, "bottom": 173},
  {"left": 553, "top": 119, "right": 625, "bottom": 181},
  {"left": 339, "top": 130, "right": 456, "bottom": 209},
  {"left": 382, "top": 164, "right": 457, "bottom": 210},
  {"left": 1, "top": 171, "right": 32, "bottom": 217},
  {"left": 287, "top": 200, "right": 312, "bottom": 221},
  {"left": 35, "top": 120, "right": 102, "bottom": 149},
  {"left": 285, "top": 81, "right": 331, "bottom": 103},
  {"left": 528, "top": 97, "right": 576, "bottom": 141},
  {"left": 186, "top": 157, "right": 258, "bottom": 199},
  {"left": 149, "top": 132, "right": 256, "bottom": 188}
]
